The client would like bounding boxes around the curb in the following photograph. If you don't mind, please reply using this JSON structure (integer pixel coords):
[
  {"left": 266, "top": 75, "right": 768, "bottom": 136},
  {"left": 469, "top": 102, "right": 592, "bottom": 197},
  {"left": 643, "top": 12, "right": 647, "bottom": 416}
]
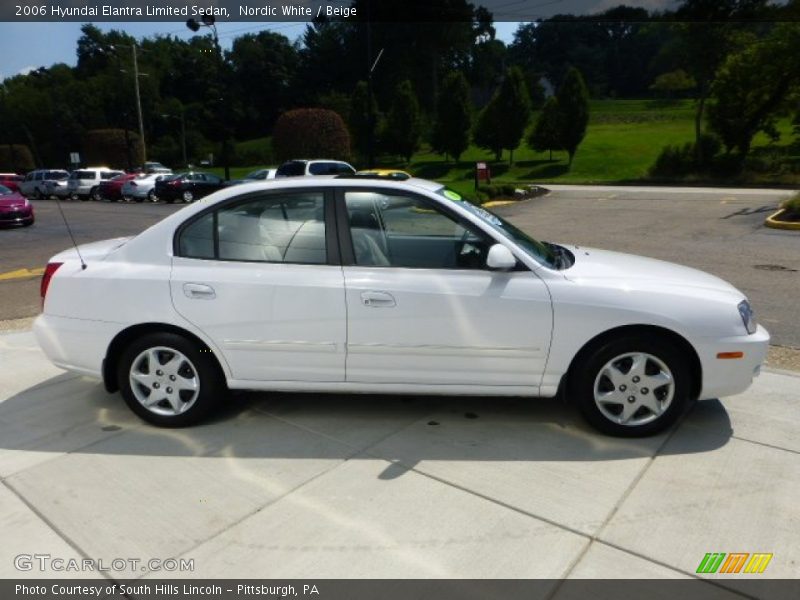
[{"left": 765, "top": 208, "right": 800, "bottom": 231}]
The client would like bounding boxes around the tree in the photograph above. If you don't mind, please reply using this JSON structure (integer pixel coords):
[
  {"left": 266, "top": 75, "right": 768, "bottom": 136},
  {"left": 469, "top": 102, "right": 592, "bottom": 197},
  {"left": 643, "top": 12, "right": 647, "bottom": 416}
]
[
  {"left": 474, "top": 67, "right": 531, "bottom": 164},
  {"left": 556, "top": 67, "right": 590, "bottom": 166},
  {"left": 272, "top": 109, "right": 351, "bottom": 162},
  {"left": 707, "top": 23, "right": 800, "bottom": 162},
  {"left": 384, "top": 80, "right": 421, "bottom": 162},
  {"left": 528, "top": 96, "right": 562, "bottom": 161},
  {"left": 671, "top": 0, "right": 771, "bottom": 163},
  {"left": 649, "top": 69, "right": 696, "bottom": 98},
  {"left": 431, "top": 72, "right": 472, "bottom": 162},
  {"left": 495, "top": 67, "right": 531, "bottom": 164},
  {"left": 474, "top": 98, "right": 504, "bottom": 161},
  {"left": 349, "top": 81, "right": 378, "bottom": 160}
]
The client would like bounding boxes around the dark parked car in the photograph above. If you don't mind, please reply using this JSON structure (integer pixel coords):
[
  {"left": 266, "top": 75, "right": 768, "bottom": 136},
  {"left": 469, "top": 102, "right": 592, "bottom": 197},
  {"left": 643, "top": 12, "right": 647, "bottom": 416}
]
[
  {"left": 0, "top": 184, "right": 34, "bottom": 227},
  {"left": 98, "top": 173, "right": 138, "bottom": 202},
  {"left": 154, "top": 172, "right": 225, "bottom": 203}
]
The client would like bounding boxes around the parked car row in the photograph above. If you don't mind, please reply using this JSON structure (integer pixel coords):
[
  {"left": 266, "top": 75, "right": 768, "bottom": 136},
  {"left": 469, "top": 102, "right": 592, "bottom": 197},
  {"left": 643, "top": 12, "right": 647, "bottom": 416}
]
[{"left": 5, "top": 159, "right": 358, "bottom": 206}]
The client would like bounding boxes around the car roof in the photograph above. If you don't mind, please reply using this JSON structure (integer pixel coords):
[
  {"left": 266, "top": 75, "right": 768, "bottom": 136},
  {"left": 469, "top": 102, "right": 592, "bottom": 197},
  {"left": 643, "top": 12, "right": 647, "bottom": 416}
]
[{"left": 220, "top": 176, "right": 442, "bottom": 194}]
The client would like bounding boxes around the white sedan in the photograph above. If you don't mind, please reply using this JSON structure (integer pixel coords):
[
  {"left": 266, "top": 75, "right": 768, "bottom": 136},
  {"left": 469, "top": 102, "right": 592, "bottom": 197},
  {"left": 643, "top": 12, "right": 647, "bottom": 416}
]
[
  {"left": 34, "top": 177, "right": 769, "bottom": 436},
  {"left": 121, "top": 173, "right": 170, "bottom": 202}
]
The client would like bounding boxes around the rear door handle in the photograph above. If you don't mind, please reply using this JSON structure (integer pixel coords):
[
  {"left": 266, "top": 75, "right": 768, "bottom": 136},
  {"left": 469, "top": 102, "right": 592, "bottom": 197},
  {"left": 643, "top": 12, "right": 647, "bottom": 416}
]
[
  {"left": 361, "top": 291, "right": 396, "bottom": 307},
  {"left": 183, "top": 283, "right": 216, "bottom": 300}
]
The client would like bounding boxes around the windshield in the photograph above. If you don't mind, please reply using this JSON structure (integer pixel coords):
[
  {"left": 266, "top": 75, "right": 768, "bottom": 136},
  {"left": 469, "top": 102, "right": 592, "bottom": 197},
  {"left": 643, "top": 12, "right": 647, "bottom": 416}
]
[
  {"left": 436, "top": 187, "right": 557, "bottom": 268},
  {"left": 0, "top": 185, "right": 12, "bottom": 195}
]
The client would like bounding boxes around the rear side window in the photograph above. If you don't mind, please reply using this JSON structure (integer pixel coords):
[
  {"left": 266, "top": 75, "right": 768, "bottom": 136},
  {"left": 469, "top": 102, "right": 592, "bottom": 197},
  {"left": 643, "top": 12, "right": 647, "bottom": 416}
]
[
  {"left": 177, "top": 192, "right": 327, "bottom": 264},
  {"left": 309, "top": 162, "right": 354, "bottom": 175},
  {"left": 73, "top": 171, "right": 94, "bottom": 179},
  {"left": 276, "top": 161, "right": 306, "bottom": 177},
  {"left": 178, "top": 213, "right": 214, "bottom": 259}
]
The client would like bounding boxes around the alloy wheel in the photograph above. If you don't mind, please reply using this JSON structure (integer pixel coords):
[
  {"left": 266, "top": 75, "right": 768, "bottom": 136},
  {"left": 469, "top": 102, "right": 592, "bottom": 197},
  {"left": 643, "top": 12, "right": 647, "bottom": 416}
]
[
  {"left": 593, "top": 352, "right": 674, "bottom": 426},
  {"left": 128, "top": 346, "right": 200, "bottom": 417}
]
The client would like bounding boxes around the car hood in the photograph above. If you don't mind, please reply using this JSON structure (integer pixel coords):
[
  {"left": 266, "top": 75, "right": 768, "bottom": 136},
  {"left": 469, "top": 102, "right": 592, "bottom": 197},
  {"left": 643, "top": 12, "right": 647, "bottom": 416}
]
[
  {"left": 0, "top": 194, "right": 27, "bottom": 208},
  {"left": 561, "top": 245, "right": 741, "bottom": 296}
]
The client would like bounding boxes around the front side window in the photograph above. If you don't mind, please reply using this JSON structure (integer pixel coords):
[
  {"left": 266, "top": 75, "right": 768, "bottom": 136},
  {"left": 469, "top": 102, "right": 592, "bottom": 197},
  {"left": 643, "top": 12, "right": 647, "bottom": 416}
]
[
  {"left": 177, "top": 192, "right": 327, "bottom": 264},
  {"left": 344, "top": 191, "right": 491, "bottom": 270}
]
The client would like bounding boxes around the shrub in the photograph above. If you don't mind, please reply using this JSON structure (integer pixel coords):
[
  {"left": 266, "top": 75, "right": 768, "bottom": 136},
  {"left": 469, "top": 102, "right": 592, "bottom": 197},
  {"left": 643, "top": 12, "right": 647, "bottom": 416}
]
[
  {"left": 649, "top": 134, "right": 722, "bottom": 178},
  {"left": 783, "top": 192, "right": 800, "bottom": 215},
  {"left": 0, "top": 144, "right": 35, "bottom": 172},
  {"left": 83, "top": 129, "right": 143, "bottom": 169},
  {"left": 272, "top": 108, "right": 350, "bottom": 162}
]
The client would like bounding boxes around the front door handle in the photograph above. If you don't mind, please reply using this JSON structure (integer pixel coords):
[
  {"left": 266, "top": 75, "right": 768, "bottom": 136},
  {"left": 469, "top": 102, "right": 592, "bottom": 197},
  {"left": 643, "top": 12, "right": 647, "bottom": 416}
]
[
  {"left": 183, "top": 283, "right": 216, "bottom": 300},
  {"left": 361, "top": 291, "right": 396, "bottom": 307}
]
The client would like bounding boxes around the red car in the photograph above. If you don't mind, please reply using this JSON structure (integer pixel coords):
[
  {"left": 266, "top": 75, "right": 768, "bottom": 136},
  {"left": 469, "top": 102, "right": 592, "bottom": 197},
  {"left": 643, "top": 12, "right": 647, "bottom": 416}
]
[
  {"left": 98, "top": 172, "right": 138, "bottom": 202},
  {"left": 0, "top": 173, "right": 23, "bottom": 193},
  {"left": 0, "top": 184, "right": 34, "bottom": 227}
]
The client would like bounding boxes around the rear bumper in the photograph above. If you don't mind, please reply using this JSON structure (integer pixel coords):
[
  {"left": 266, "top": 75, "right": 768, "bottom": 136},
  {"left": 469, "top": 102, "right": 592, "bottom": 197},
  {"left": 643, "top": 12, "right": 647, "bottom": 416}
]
[
  {"left": 696, "top": 324, "right": 770, "bottom": 400},
  {"left": 33, "top": 314, "right": 121, "bottom": 379}
]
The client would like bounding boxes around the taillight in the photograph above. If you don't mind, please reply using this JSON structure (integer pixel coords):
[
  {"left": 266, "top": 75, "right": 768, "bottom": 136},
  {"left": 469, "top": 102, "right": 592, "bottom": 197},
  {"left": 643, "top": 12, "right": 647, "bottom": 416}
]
[{"left": 40, "top": 262, "right": 63, "bottom": 305}]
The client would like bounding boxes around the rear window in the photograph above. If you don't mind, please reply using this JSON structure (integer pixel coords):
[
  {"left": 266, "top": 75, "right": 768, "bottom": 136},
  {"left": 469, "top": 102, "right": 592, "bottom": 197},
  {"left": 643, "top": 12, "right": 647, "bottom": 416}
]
[
  {"left": 0, "top": 185, "right": 11, "bottom": 195},
  {"left": 309, "top": 162, "right": 354, "bottom": 175},
  {"left": 276, "top": 161, "right": 306, "bottom": 177}
]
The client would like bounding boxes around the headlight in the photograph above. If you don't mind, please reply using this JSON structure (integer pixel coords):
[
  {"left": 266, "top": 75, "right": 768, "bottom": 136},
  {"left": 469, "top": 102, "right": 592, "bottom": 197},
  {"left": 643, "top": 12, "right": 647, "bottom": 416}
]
[{"left": 738, "top": 300, "right": 757, "bottom": 334}]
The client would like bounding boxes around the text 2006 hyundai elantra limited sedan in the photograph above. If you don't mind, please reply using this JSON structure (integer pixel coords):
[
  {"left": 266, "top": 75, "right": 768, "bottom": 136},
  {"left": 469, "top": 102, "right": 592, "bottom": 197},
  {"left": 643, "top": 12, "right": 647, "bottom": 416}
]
[{"left": 34, "top": 177, "right": 769, "bottom": 436}]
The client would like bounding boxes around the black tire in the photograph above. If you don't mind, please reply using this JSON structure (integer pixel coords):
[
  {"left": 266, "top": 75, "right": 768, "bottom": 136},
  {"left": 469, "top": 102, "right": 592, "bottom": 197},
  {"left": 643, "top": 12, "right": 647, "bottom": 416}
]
[
  {"left": 90, "top": 187, "right": 102, "bottom": 201},
  {"left": 182, "top": 190, "right": 194, "bottom": 203},
  {"left": 117, "top": 332, "right": 225, "bottom": 427},
  {"left": 570, "top": 335, "right": 691, "bottom": 437},
  {"left": 147, "top": 190, "right": 156, "bottom": 202}
]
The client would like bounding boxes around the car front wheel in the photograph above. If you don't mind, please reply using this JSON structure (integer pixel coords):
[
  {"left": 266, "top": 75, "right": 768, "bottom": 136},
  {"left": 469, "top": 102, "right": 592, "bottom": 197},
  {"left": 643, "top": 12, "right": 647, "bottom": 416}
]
[
  {"left": 571, "top": 336, "right": 691, "bottom": 437},
  {"left": 117, "top": 333, "right": 224, "bottom": 427},
  {"left": 182, "top": 190, "right": 194, "bottom": 203}
]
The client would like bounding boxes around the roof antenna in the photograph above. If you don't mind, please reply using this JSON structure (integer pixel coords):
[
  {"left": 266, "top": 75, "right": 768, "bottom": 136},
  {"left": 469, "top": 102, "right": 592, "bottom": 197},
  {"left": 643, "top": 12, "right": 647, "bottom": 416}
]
[{"left": 53, "top": 197, "right": 87, "bottom": 270}]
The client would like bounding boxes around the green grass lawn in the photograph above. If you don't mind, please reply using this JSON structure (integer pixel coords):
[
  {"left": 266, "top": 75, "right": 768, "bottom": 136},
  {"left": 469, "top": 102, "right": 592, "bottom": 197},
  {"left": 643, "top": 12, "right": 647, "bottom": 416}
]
[{"left": 210, "top": 99, "right": 798, "bottom": 192}]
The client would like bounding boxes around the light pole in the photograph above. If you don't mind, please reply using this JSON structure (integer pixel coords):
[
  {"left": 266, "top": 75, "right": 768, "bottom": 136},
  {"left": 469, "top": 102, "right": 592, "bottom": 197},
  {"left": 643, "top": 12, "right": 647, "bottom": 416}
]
[
  {"left": 104, "top": 43, "right": 148, "bottom": 164},
  {"left": 186, "top": 13, "right": 231, "bottom": 180}
]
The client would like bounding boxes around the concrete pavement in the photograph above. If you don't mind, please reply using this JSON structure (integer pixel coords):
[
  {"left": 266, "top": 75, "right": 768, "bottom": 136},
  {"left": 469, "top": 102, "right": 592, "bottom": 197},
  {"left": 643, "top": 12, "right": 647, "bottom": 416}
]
[{"left": 1, "top": 329, "right": 798, "bottom": 586}]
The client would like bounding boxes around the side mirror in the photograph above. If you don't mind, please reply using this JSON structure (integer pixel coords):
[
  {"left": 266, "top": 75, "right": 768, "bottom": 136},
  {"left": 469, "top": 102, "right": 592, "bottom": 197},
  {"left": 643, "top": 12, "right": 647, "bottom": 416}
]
[{"left": 486, "top": 244, "right": 516, "bottom": 270}]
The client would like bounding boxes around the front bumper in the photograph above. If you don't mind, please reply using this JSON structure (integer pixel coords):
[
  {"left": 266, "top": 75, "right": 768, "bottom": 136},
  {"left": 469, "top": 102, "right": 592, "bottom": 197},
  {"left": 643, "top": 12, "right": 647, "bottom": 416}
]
[
  {"left": 0, "top": 208, "right": 34, "bottom": 224},
  {"left": 696, "top": 324, "right": 770, "bottom": 400}
]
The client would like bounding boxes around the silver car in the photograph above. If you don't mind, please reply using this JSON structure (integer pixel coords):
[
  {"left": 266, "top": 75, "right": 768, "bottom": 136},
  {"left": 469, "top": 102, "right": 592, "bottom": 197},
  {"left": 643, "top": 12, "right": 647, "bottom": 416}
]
[
  {"left": 19, "top": 170, "right": 69, "bottom": 198},
  {"left": 121, "top": 173, "right": 169, "bottom": 202},
  {"left": 66, "top": 168, "right": 124, "bottom": 201}
]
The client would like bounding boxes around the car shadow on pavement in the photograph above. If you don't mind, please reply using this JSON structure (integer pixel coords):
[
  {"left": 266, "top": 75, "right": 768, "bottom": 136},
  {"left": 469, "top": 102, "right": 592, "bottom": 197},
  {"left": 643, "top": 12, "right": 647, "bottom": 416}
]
[{"left": 0, "top": 374, "right": 732, "bottom": 470}]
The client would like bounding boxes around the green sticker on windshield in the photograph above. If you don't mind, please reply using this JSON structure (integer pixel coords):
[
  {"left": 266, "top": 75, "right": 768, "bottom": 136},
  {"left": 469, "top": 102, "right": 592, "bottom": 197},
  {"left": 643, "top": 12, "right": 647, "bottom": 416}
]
[{"left": 443, "top": 190, "right": 462, "bottom": 202}]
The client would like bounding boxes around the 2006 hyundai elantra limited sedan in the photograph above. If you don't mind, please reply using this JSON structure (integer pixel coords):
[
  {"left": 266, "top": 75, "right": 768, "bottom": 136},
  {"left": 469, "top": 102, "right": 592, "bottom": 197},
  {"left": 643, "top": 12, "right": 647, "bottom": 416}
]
[{"left": 34, "top": 176, "right": 769, "bottom": 436}]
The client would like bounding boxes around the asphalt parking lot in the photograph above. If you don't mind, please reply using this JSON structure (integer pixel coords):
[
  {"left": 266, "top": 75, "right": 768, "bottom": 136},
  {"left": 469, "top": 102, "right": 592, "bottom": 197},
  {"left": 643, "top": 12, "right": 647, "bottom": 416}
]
[{"left": 1, "top": 185, "right": 799, "bottom": 585}]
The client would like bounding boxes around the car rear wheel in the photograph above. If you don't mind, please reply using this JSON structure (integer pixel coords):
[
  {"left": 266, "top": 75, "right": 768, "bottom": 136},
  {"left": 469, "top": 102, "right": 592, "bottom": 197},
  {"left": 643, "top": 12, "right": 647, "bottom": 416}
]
[
  {"left": 90, "top": 187, "right": 102, "bottom": 201},
  {"left": 182, "top": 190, "right": 194, "bottom": 203},
  {"left": 147, "top": 190, "right": 157, "bottom": 202},
  {"left": 117, "top": 332, "right": 224, "bottom": 427},
  {"left": 570, "top": 336, "right": 691, "bottom": 437}
]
